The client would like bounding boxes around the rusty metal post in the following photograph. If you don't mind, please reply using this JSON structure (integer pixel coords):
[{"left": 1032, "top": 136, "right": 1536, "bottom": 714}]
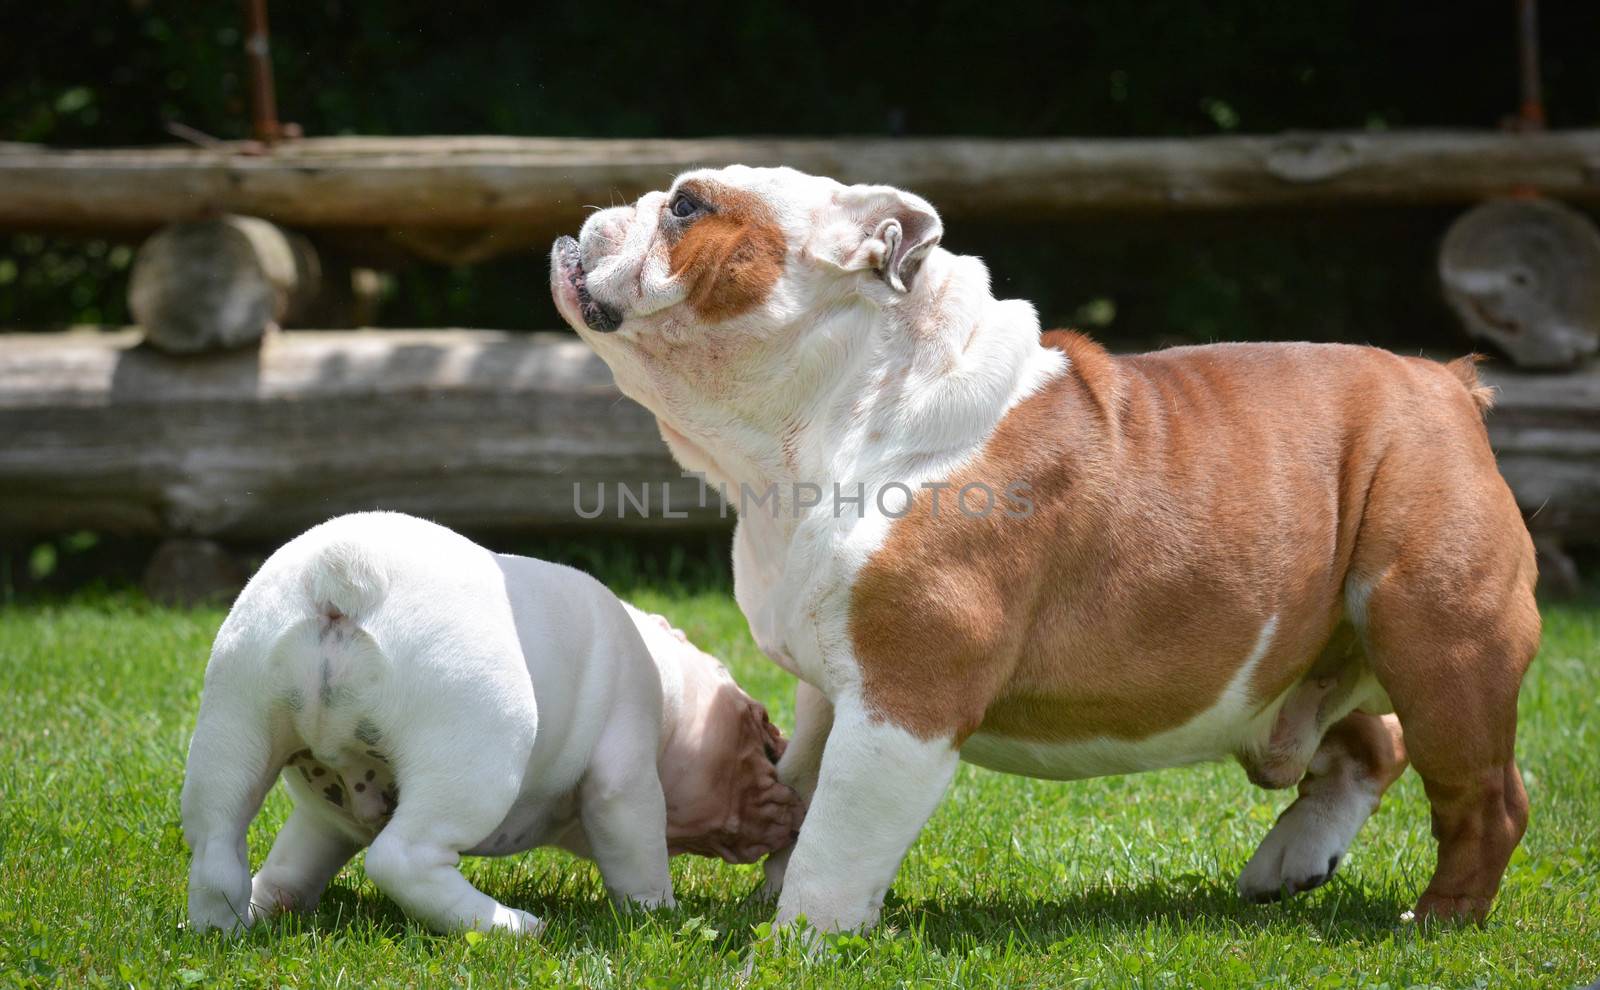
[
  {"left": 244, "top": 0, "right": 282, "bottom": 144},
  {"left": 1515, "top": 0, "right": 1545, "bottom": 130}
]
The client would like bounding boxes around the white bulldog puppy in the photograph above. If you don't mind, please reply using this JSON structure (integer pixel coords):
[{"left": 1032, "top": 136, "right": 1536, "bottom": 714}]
[{"left": 181, "top": 511, "right": 801, "bottom": 935}]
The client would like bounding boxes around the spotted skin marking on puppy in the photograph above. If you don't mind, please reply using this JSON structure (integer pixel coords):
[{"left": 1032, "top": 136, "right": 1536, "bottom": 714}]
[{"left": 284, "top": 748, "right": 400, "bottom": 829}]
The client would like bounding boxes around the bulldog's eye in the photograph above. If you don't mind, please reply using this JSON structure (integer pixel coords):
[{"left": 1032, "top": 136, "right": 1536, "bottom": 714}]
[{"left": 669, "top": 192, "right": 703, "bottom": 220}]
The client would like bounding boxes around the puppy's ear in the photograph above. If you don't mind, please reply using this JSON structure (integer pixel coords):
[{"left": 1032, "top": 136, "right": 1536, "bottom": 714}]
[{"left": 828, "top": 185, "right": 943, "bottom": 293}]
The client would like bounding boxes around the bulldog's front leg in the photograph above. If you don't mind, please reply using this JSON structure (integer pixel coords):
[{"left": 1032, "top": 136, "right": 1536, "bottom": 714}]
[
  {"left": 759, "top": 680, "right": 833, "bottom": 899},
  {"left": 579, "top": 715, "right": 674, "bottom": 910},
  {"left": 773, "top": 693, "right": 958, "bottom": 932}
]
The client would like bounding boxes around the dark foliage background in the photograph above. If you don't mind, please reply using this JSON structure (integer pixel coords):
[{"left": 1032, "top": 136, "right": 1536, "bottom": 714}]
[{"left": 3, "top": 0, "right": 1598, "bottom": 348}]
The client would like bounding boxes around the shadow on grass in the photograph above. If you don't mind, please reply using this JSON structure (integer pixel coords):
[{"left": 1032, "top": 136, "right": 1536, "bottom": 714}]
[
  {"left": 273, "top": 868, "right": 1412, "bottom": 956},
  {"left": 900, "top": 877, "right": 1413, "bottom": 950}
]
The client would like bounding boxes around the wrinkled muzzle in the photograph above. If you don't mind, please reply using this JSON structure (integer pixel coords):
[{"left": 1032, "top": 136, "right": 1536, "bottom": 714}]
[
  {"left": 664, "top": 686, "right": 806, "bottom": 864},
  {"left": 550, "top": 234, "right": 623, "bottom": 333}
]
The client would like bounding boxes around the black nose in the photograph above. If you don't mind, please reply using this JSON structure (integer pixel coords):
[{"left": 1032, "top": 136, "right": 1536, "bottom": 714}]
[{"left": 557, "top": 236, "right": 623, "bottom": 333}]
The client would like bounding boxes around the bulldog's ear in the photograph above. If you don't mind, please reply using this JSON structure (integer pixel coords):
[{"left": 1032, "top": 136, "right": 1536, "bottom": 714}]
[{"left": 830, "top": 185, "right": 944, "bottom": 293}]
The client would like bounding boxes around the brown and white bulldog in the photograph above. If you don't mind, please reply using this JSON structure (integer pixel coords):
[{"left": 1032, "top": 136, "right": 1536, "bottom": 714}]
[{"left": 550, "top": 166, "right": 1540, "bottom": 932}]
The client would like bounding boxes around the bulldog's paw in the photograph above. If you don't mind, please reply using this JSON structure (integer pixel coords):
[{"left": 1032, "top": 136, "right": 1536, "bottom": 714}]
[
  {"left": 614, "top": 888, "right": 676, "bottom": 912},
  {"left": 1413, "top": 892, "right": 1491, "bottom": 925},
  {"left": 187, "top": 851, "right": 255, "bottom": 935},
  {"left": 749, "top": 848, "right": 790, "bottom": 903},
  {"left": 188, "top": 887, "right": 255, "bottom": 935},
  {"left": 248, "top": 872, "right": 309, "bottom": 922},
  {"left": 1237, "top": 792, "right": 1370, "bottom": 903},
  {"left": 490, "top": 904, "right": 546, "bottom": 937}
]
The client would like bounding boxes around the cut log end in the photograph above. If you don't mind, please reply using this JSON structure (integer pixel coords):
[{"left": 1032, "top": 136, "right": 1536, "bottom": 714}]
[
  {"left": 1440, "top": 198, "right": 1600, "bottom": 369},
  {"left": 128, "top": 215, "right": 322, "bottom": 354}
]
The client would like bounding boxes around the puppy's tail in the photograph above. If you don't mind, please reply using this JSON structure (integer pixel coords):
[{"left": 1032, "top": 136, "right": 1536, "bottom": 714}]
[
  {"left": 1445, "top": 354, "right": 1496, "bottom": 419},
  {"left": 304, "top": 538, "right": 389, "bottom": 623},
  {"left": 289, "top": 536, "right": 392, "bottom": 752}
]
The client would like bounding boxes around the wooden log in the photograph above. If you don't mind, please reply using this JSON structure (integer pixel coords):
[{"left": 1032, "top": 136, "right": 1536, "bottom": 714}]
[
  {"left": 0, "top": 331, "right": 1596, "bottom": 545},
  {"left": 0, "top": 330, "right": 721, "bottom": 539},
  {"left": 128, "top": 216, "right": 324, "bottom": 353},
  {"left": 3, "top": 131, "right": 1600, "bottom": 253},
  {"left": 1440, "top": 198, "right": 1600, "bottom": 369},
  {"left": 1478, "top": 361, "right": 1600, "bottom": 544}
]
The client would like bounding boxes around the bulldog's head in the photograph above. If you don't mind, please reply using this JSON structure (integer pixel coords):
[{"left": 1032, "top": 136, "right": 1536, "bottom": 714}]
[
  {"left": 550, "top": 166, "right": 943, "bottom": 430},
  {"left": 624, "top": 604, "right": 804, "bottom": 864}
]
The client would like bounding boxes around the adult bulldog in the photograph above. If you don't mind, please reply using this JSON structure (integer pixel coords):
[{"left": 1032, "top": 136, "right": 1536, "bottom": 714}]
[
  {"left": 550, "top": 166, "right": 1539, "bottom": 932},
  {"left": 182, "top": 511, "right": 801, "bottom": 935}
]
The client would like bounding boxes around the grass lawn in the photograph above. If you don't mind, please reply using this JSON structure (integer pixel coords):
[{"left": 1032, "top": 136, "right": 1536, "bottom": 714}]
[{"left": 2, "top": 563, "right": 1596, "bottom": 989}]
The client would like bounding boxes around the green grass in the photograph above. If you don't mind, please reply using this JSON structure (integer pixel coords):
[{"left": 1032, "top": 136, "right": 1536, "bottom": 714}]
[{"left": 1, "top": 575, "right": 1596, "bottom": 989}]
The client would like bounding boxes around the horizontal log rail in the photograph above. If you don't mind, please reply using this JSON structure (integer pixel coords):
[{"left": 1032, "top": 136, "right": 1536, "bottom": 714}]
[
  {"left": 2, "top": 329, "right": 1597, "bottom": 543},
  {"left": 3, "top": 131, "right": 1599, "bottom": 240},
  {"left": 0, "top": 330, "right": 711, "bottom": 538}
]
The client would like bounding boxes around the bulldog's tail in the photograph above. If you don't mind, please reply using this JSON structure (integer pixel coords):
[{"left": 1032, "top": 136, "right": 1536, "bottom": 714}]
[
  {"left": 283, "top": 535, "right": 393, "bottom": 756},
  {"left": 305, "top": 537, "right": 389, "bottom": 623},
  {"left": 1446, "top": 354, "right": 1496, "bottom": 419}
]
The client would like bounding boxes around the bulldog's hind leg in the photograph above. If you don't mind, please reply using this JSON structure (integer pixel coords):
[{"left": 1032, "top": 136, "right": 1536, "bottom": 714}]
[
  {"left": 181, "top": 688, "right": 281, "bottom": 934},
  {"left": 1361, "top": 569, "right": 1538, "bottom": 923},
  {"left": 1239, "top": 712, "right": 1408, "bottom": 902},
  {"left": 249, "top": 806, "right": 362, "bottom": 920},
  {"left": 362, "top": 719, "right": 539, "bottom": 935}
]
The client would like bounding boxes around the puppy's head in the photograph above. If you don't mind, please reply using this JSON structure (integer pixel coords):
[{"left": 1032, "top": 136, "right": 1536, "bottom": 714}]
[
  {"left": 550, "top": 166, "right": 942, "bottom": 410},
  {"left": 626, "top": 606, "right": 805, "bottom": 864}
]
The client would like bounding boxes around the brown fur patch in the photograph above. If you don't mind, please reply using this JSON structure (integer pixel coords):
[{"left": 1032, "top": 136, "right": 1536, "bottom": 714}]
[
  {"left": 667, "top": 183, "right": 787, "bottom": 323},
  {"left": 849, "top": 334, "right": 1536, "bottom": 755}
]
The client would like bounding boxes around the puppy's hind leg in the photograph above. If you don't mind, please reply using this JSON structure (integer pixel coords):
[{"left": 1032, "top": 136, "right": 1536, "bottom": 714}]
[
  {"left": 361, "top": 718, "right": 540, "bottom": 935},
  {"left": 250, "top": 806, "right": 362, "bottom": 921},
  {"left": 181, "top": 686, "right": 281, "bottom": 934}
]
